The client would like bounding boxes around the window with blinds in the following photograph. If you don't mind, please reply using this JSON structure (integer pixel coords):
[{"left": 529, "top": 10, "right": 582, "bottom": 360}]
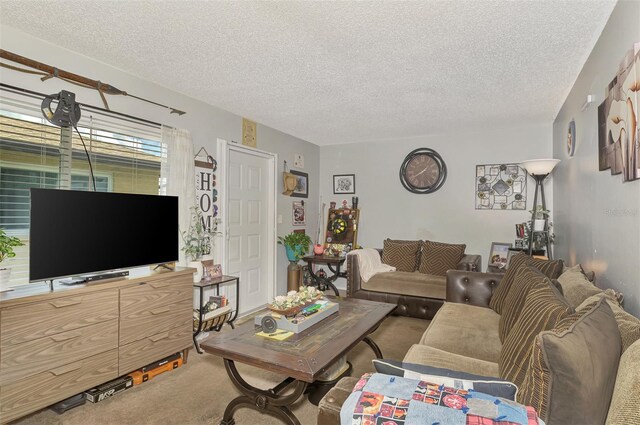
[{"left": 0, "top": 87, "right": 165, "bottom": 287}]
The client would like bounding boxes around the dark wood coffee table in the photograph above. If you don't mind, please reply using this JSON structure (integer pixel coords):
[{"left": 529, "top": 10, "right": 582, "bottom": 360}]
[{"left": 200, "top": 297, "right": 395, "bottom": 425}]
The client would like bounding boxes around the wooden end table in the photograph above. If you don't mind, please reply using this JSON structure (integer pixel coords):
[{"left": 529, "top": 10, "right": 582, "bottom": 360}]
[
  {"left": 301, "top": 254, "right": 345, "bottom": 296},
  {"left": 200, "top": 297, "right": 395, "bottom": 425}
]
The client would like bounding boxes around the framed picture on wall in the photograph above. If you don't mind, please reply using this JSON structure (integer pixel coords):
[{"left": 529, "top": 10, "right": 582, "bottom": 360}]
[
  {"left": 290, "top": 170, "right": 308, "bottom": 198},
  {"left": 333, "top": 174, "right": 356, "bottom": 194},
  {"left": 292, "top": 201, "right": 305, "bottom": 226},
  {"left": 488, "top": 242, "right": 512, "bottom": 269}
]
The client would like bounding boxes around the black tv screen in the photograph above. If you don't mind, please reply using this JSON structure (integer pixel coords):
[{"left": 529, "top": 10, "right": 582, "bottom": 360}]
[{"left": 30, "top": 188, "right": 178, "bottom": 281}]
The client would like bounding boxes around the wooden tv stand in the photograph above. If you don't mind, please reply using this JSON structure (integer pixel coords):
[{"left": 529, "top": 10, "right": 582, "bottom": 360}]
[{"left": 0, "top": 267, "right": 194, "bottom": 424}]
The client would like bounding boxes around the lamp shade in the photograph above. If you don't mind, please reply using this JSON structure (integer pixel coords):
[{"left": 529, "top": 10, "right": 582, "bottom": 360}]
[{"left": 520, "top": 159, "right": 560, "bottom": 176}]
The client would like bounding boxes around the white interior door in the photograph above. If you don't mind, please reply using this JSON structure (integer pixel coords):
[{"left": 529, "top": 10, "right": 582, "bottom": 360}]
[{"left": 226, "top": 148, "right": 275, "bottom": 314}]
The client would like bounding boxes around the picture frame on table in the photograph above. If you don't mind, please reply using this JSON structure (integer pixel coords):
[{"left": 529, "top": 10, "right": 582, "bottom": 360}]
[
  {"left": 289, "top": 170, "right": 308, "bottom": 198},
  {"left": 202, "top": 260, "right": 222, "bottom": 281},
  {"left": 333, "top": 174, "right": 356, "bottom": 194},
  {"left": 489, "top": 242, "right": 512, "bottom": 269}
]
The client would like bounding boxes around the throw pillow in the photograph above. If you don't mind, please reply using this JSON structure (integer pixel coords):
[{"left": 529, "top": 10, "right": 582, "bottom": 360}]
[
  {"left": 372, "top": 358, "right": 518, "bottom": 400},
  {"left": 557, "top": 264, "right": 602, "bottom": 307},
  {"left": 381, "top": 239, "right": 422, "bottom": 272},
  {"left": 519, "top": 298, "right": 621, "bottom": 424},
  {"left": 498, "top": 265, "right": 551, "bottom": 343},
  {"left": 606, "top": 339, "right": 640, "bottom": 425},
  {"left": 499, "top": 279, "right": 573, "bottom": 388},
  {"left": 577, "top": 293, "right": 640, "bottom": 353},
  {"left": 489, "top": 252, "right": 564, "bottom": 314},
  {"left": 417, "top": 240, "right": 466, "bottom": 276}
]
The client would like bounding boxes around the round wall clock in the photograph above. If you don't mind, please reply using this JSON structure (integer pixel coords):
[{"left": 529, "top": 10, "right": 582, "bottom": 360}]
[
  {"left": 567, "top": 119, "right": 576, "bottom": 157},
  {"left": 399, "top": 148, "right": 447, "bottom": 194}
]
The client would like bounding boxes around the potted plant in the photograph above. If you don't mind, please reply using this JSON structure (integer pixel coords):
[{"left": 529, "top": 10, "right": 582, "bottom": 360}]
[
  {"left": 530, "top": 206, "right": 549, "bottom": 231},
  {"left": 0, "top": 228, "right": 24, "bottom": 292},
  {"left": 523, "top": 221, "right": 555, "bottom": 254},
  {"left": 278, "top": 232, "right": 312, "bottom": 262},
  {"left": 182, "top": 206, "right": 220, "bottom": 282}
]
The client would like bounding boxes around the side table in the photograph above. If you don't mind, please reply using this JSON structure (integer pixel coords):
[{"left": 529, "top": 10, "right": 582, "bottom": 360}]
[
  {"left": 302, "top": 255, "right": 344, "bottom": 296},
  {"left": 193, "top": 275, "right": 239, "bottom": 354}
]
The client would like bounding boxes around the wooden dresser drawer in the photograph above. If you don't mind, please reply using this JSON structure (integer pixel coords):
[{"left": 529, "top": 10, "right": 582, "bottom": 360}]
[
  {"left": 0, "top": 289, "right": 119, "bottom": 347},
  {"left": 0, "top": 319, "right": 118, "bottom": 385},
  {"left": 0, "top": 349, "right": 118, "bottom": 424},
  {"left": 119, "top": 325, "right": 191, "bottom": 375},
  {"left": 120, "top": 273, "right": 192, "bottom": 317},
  {"left": 120, "top": 297, "right": 192, "bottom": 345}
]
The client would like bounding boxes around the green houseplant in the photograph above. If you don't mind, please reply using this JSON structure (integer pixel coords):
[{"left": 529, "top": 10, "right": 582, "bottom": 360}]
[
  {"left": 278, "top": 232, "right": 312, "bottom": 262},
  {"left": 0, "top": 228, "right": 25, "bottom": 291}
]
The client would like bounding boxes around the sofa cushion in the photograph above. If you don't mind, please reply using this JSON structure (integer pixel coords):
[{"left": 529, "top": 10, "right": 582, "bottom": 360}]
[
  {"left": 419, "top": 302, "right": 501, "bottom": 362},
  {"left": 519, "top": 298, "right": 620, "bottom": 425},
  {"left": 499, "top": 279, "right": 573, "bottom": 388},
  {"left": 489, "top": 253, "right": 564, "bottom": 315},
  {"left": 382, "top": 239, "right": 422, "bottom": 272},
  {"left": 362, "top": 271, "right": 446, "bottom": 300},
  {"left": 606, "top": 339, "right": 640, "bottom": 425},
  {"left": 372, "top": 359, "right": 518, "bottom": 400},
  {"left": 498, "top": 265, "right": 551, "bottom": 343},
  {"left": 577, "top": 293, "right": 640, "bottom": 353},
  {"left": 557, "top": 264, "right": 603, "bottom": 307},
  {"left": 404, "top": 344, "right": 500, "bottom": 378},
  {"left": 417, "top": 240, "right": 466, "bottom": 276}
]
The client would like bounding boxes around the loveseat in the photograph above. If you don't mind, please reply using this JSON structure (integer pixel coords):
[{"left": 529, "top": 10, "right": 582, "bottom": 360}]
[
  {"left": 320, "top": 254, "right": 640, "bottom": 425},
  {"left": 347, "top": 239, "right": 481, "bottom": 319}
]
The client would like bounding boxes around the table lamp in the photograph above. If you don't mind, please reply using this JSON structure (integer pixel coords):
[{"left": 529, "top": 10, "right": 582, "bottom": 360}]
[{"left": 520, "top": 159, "right": 560, "bottom": 259}]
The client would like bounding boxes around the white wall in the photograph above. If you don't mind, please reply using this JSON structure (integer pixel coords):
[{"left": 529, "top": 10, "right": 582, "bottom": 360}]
[
  {"left": 320, "top": 123, "right": 553, "bottom": 289},
  {"left": 0, "top": 25, "right": 320, "bottom": 296},
  {"left": 552, "top": 0, "right": 640, "bottom": 317}
]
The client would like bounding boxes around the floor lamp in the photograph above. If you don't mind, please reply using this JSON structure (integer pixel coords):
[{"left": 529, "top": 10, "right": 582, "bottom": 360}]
[{"left": 520, "top": 159, "right": 560, "bottom": 259}]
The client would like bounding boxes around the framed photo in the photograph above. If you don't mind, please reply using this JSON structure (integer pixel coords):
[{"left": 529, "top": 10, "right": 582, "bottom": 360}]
[
  {"left": 292, "top": 201, "right": 305, "bottom": 226},
  {"left": 202, "top": 259, "right": 214, "bottom": 281},
  {"left": 210, "top": 264, "right": 222, "bottom": 279},
  {"left": 489, "top": 242, "right": 512, "bottom": 269},
  {"left": 333, "top": 174, "right": 356, "bottom": 194},
  {"left": 290, "top": 170, "right": 308, "bottom": 198}
]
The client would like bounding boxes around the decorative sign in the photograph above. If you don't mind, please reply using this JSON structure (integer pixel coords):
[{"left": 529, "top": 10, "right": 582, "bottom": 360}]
[
  {"left": 475, "top": 164, "right": 527, "bottom": 210},
  {"left": 195, "top": 155, "right": 217, "bottom": 255},
  {"left": 293, "top": 201, "right": 305, "bottom": 226},
  {"left": 242, "top": 118, "right": 257, "bottom": 148}
]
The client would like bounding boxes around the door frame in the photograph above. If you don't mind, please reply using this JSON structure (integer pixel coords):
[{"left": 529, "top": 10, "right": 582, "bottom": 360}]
[{"left": 217, "top": 139, "right": 278, "bottom": 313}]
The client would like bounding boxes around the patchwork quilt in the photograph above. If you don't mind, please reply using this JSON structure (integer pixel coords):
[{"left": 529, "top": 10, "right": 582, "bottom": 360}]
[{"left": 341, "top": 373, "right": 542, "bottom": 425}]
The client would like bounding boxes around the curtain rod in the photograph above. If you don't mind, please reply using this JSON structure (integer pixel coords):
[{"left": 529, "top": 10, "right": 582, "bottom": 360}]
[{"left": 0, "top": 83, "right": 172, "bottom": 129}]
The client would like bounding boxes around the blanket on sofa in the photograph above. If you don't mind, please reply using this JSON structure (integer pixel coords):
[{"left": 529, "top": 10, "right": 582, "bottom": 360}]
[
  {"left": 348, "top": 248, "right": 395, "bottom": 282},
  {"left": 341, "top": 373, "right": 542, "bottom": 425}
]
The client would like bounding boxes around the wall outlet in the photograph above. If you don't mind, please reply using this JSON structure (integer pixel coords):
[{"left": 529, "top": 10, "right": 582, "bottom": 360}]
[{"left": 294, "top": 153, "right": 304, "bottom": 169}]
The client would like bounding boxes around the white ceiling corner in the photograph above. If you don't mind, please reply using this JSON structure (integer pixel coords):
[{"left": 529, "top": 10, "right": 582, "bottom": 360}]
[{"left": 0, "top": 0, "right": 617, "bottom": 146}]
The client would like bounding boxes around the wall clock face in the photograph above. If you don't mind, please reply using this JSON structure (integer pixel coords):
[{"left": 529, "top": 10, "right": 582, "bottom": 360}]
[{"left": 399, "top": 148, "right": 447, "bottom": 194}]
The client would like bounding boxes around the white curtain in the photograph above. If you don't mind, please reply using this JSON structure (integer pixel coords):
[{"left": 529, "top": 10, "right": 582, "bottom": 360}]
[{"left": 160, "top": 126, "right": 196, "bottom": 266}]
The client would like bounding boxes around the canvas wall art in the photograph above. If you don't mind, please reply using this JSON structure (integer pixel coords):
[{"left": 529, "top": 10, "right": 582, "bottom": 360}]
[
  {"left": 475, "top": 164, "right": 527, "bottom": 210},
  {"left": 598, "top": 43, "right": 640, "bottom": 182}
]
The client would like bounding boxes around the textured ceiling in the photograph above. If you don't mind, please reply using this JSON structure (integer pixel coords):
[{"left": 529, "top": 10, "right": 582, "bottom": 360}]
[{"left": 0, "top": 1, "right": 616, "bottom": 146}]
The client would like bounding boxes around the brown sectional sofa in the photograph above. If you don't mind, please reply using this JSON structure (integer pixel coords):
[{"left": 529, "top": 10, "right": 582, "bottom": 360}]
[
  {"left": 319, "top": 267, "right": 640, "bottom": 425},
  {"left": 347, "top": 247, "right": 481, "bottom": 319}
]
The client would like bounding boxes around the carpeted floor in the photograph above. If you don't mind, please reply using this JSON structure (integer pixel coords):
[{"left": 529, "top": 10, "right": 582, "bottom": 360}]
[{"left": 14, "top": 315, "right": 429, "bottom": 425}]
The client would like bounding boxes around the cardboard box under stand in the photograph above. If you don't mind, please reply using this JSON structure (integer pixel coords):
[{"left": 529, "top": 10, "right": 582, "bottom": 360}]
[{"left": 255, "top": 301, "right": 339, "bottom": 333}]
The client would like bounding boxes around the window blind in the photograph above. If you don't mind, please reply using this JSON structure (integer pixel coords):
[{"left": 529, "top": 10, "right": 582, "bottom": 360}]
[{"left": 0, "top": 86, "right": 164, "bottom": 287}]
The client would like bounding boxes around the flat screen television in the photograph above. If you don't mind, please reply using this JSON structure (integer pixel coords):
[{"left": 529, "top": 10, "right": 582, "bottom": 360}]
[{"left": 29, "top": 188, "right": 179, "bottom": 282}]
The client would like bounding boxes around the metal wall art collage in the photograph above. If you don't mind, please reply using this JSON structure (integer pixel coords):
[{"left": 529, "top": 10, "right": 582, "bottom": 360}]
[{"left": 475, "top": 164, "right": 527, "bottom": 210}]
